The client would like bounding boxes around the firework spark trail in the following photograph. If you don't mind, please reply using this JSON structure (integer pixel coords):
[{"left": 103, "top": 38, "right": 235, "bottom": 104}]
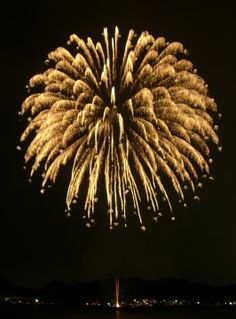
[{"left": 18, "top": 27, "right": 221, "bottom": 229}]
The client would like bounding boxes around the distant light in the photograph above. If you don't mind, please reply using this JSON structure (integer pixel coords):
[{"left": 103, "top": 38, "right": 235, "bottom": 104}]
[{"left": 35, "top": 298, "right": 39, "bottom": 303}]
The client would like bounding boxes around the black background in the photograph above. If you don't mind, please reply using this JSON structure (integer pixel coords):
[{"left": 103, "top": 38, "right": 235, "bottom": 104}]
[{"left": 1, "top": 0, "right": 236, "bottom": 288}]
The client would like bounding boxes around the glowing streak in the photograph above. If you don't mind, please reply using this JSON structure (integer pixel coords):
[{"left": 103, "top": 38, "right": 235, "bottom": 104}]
[{"left": 115, "top": 276, "right": 120, "bottom": 308}]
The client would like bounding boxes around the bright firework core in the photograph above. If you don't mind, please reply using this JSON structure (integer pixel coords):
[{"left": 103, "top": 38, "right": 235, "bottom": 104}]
[{"left": 18, "top": 27, "right": 221, "bottom": 230}]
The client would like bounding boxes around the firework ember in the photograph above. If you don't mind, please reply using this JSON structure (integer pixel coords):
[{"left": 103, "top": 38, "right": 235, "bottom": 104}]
[{"left": 18, "top": 27, "right": 221, "bottom": 229}]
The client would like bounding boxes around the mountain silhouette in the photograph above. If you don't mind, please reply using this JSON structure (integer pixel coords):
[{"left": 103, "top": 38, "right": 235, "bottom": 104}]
[{"left": 0, "top": 276, "right": 235, "bottom": 304}]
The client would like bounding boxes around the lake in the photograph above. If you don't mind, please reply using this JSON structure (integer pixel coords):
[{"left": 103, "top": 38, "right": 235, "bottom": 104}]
[{"left": 1, "top": 306, "right": 236, "bottom": 319}]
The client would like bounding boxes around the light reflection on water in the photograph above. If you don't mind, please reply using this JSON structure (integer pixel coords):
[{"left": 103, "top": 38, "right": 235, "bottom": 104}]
[
  {"left": 2, "top": 306, "right": 236, "bottom": 319},
  {"left": 32, "top": 307, "right": 236, "bottom": 319}
]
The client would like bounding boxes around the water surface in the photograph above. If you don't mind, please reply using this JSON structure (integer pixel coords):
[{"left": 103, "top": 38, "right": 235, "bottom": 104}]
[{"left": 2, "top": 306, "right": 236, "bottom": 319}]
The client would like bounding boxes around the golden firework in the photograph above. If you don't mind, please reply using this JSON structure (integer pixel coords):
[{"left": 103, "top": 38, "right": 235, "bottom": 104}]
[{"left": 18, "top": 27, "right": 220, "bottom": 229}]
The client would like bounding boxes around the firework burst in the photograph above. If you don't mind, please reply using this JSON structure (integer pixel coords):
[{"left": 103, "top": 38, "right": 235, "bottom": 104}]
[{"left": 18, "top": 27, "right": 221, "bottom": 229}]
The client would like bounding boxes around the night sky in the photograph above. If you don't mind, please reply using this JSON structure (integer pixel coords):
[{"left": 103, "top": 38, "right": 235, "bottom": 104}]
[{"left": 2, "top": 0, "right": 236, "bottom": 288}]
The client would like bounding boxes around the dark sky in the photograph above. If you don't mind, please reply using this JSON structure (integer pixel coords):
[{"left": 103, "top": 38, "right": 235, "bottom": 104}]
[{"left": 1, "top": 0, "right": 236, "bottom": 288}]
